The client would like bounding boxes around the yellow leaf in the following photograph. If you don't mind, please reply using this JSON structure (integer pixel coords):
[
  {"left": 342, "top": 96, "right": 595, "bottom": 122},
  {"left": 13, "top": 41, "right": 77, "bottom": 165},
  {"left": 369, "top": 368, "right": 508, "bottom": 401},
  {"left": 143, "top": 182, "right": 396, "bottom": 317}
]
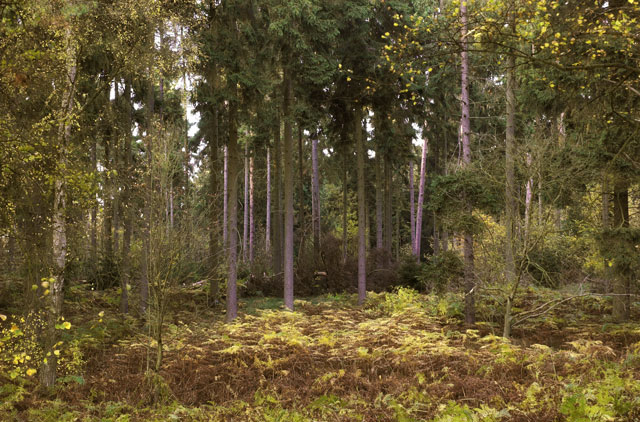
[
  {"left": 62, "top": 321, "right": 71, "bottom": 330},
  {"left": 54, "top": 350, "right": 60, "bottom": 356},
  {"left": 98, "top": 311, "right": 105, "bottom": 318},
  {"left": 0, "top": 314, "right": 6, "bottom": 321},
  {"left": 26, "top": 368, "right": 36, "bottom": 376}
]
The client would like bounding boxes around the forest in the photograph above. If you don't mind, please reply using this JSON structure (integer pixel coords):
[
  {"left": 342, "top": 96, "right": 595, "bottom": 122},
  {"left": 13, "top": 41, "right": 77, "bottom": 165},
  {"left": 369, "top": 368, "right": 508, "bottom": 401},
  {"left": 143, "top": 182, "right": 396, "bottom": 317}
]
[{"left": 1, "top": 0, "right": 639, "bottom": 420}]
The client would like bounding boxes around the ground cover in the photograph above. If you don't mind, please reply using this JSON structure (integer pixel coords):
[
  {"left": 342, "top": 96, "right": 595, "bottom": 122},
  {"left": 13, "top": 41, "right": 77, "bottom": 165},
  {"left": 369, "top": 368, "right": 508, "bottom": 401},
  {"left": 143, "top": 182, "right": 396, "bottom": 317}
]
[{"left": 1, "top": 286, "right": 639, "bottom": 421}]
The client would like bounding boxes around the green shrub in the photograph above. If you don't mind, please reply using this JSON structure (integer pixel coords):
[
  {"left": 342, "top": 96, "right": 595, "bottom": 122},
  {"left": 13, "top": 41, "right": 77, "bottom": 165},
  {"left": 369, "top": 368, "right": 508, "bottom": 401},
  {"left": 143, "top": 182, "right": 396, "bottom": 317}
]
[{"left": 419, "top": 251, "right": 463, "bottom": 294}]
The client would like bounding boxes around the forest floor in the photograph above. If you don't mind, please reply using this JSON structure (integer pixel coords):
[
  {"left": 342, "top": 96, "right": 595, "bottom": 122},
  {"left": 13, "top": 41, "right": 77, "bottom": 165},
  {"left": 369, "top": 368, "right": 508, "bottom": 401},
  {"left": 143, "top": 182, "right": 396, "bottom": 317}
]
[{"left": 1, "top": 284, "right": 640, "bottom": 421}]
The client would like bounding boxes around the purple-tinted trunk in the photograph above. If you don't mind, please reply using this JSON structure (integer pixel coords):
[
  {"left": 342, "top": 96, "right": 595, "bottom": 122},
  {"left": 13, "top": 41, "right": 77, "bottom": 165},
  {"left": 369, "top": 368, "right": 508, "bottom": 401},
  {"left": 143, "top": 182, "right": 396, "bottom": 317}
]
[
  {"left": 283, "top": 68, "right": 294, "bottom": 310},
  {"left": 409, "top": 160, "right": 415, "bottom": 254},
  {"left": 243, "top": 142, "right": 249, "bottom": 262},
  {"left": 414, "top": 138, "right": 428, "bottom": 261},
  {"left": 460, "top": 0, "right": 475, "bottom": 325},
  {"left": 266, "top": 148, "right": 271, "bottom": 253},
  {"left": 375, "top": 155, "right": 383, "bottom": 252},
  {"left": 355, "top": 109, "right": 366, "bottom": 305},
  {"left": 311, "top": 135, "right": 320, "bottom": 265},
  {"left": 223, "top": 146, "right": 228, "bottom": 247},
  {"left": 249, "top": 155, "right": 254, "bottom": 264},
  {"left": 226, "top": 99, "right": 239, "bottom": 322}
]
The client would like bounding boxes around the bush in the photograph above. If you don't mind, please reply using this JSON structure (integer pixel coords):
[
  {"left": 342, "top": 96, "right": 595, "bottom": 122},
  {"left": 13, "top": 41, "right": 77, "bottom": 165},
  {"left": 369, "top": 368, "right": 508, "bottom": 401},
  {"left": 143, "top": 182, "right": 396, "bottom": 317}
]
[{"left": 419, "top": 251, "right": 464, "bottom": 294}]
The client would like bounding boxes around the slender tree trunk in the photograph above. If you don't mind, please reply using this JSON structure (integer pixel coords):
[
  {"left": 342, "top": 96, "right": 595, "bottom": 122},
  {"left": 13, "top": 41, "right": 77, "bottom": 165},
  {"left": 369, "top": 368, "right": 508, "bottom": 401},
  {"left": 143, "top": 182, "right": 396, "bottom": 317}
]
[
  {"left": 283, "top": 67, "right": 294, "bottom": 310},
  {"left": 355, "top": 109, "right": 366, "bottom": 305},
  {"left": 414, "top": 138, "right": 427, "bottom": 261},
  {"left": 140, "top": 75, "right": 154, "bottom": 316},
  {"left": 103, "top": 128, "right": 113, "bottom": 262},
  {"left": 311, "top": 135, "right": 320, "bottom": 265},
  {"left": 41, "top": 29, "right": 75, "bottom": 388},
  {"left": 409, "top": 160, "right": 415, "bottom": 253},
  {"left": 298, "top": 126, "right": 305, "bottom": 241},
  {"left": 612, "top": 179, "right": 630, "bottom": 322},
  {"left": 524, "top": 154, "right": 533, "bottom": 242},
  {"left": 243, "top": 142, "right": 249, "bottom": 262},
  {"left": 503, "top": 55, "right": 517, "bottom": 339},
  {"left": 90, "top": 139, "right": 97, "bottom": 270},
  {"left": 249, "top": 155, "right": 255, "bottom": 264},
  {"left": 223, "top": 146, "right": 228, "bottom": 247},
  {"left": 266, "top": 148, "right": 271, "bottom": 254},
  {"left": 120, "top": 79, "right": 133, "bottom": 315},
  {"left": 209, "top": 103, "right": 220, "bottom": 302},
  {"left": 375, "top": 155, "right": 383, "bottom": 253},
  {"left": 226, "top": 98, "right": 239, "bottom": 322},
  {"left": 383, "top": 154, "right": 393, "bottom": 266},
  {"left": 273, "top": 113, "right": 283, "bottom": 274},
  {"left": 112, "top": 82, "right": 120, "bottom": 256},
  {"left": 460, "top": 0, "right": 475, "bottom": 324},
  {"left": 342, "top": 154, "right": 348, "bottom": 264}
]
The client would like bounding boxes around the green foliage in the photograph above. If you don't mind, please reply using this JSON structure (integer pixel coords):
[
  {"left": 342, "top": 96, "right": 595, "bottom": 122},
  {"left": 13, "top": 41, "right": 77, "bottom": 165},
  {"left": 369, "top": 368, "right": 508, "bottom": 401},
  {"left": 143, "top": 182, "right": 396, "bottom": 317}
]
[
  {"left": 419, "top": 251, "right": 464, "bottom": 294},
  {"left": 559, "top": 368, "right": 640, "bottom": 421},
  {"left": 0, "top": 311, "right": 80, "bottom": 381}
]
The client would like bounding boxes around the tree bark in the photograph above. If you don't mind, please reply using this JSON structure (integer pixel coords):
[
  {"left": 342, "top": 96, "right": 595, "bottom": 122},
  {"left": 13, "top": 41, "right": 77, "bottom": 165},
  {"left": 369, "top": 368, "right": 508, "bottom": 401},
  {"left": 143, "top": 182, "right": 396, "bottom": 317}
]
[
  {"left": 311, "top": 135, "right": 320, "bottom": 266},
  {"left": 249, "top": 155, "right": 254, "bottom": 264},
  {"left": 414, "top": 137, "right": 428, "bottom": 261},
  {"left": 226, "top": 97, "right": 239, "bottom": 322},
  {"left": 298, "top": 126, "right": 305, "bottom": 246},
  {"left": 243, "top": 142, "right": 249, "bottom": 262},
  {"left": 355, "top": 108, "right": 367, "bottom": 305},
  {"left": 266, "top": 147, "right": 271, "bottom": 254},
  {"left": 503, "top": 55, "right": 517, "bottom": 339},
  {"left": 383, "top": 154, "right": 393, "bottom": 266},
  {"left": 41, "top": 28, "right": 75, "bottom": 388},
  {"left": 342, "top": 152, "right": 348, "bottom": 264},
  {"left": 409, "top": 160, "right": 415, "bottom": 254},
  {"left": 209, "top": 102, "right": 220, "bottom": 302},
  {"left": 223, "top": 145, "right": 228, "bottom": 247},
  {"left": 283, "top": 67, "right": 295, "bottom": 310},
  {"left": 460, "top": 0, "right": 475, "bottom": 325},
  {"left": 120, "top": 79, "right": 133, "bottom": 315},
  {"left": 273, "top": 112, "right": 283, "bottom": 274},
  {"left": 140, "top": 74, "right": 154, "bottom": 316},
  {"left": 375, "top": 155, "right": 383, "bottom": 253},
  {"left": 524, "top": 153, "right": 533, "bottom": 242}
]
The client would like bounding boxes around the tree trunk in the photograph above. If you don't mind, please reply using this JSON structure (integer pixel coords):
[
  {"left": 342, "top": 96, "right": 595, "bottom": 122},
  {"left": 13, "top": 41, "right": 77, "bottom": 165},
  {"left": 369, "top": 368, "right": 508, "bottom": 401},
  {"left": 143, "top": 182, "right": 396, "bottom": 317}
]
[
  {"left": 298, "top": 126, "right": 305, "bottom": 245},
  {"left": 503, "top": 55, "right": 517, "bottom": 339},
  {"left": 223, "top": 145, "right": 228, "bottom": 247},
  {"left": 311, "top": 135, "right": 320, "bottom": 266},
  {"left": 283, "top": 67, "right": 294, "bottom": 310},
  {"left": 140, "top": 75, "right": 154, "bottom": 316},
  {"left": 409, "top": 160, "right": 415, "bottom": 254},
  {"left": 226, "top": 98, "right": 239, "bottom": 322},
  {"left": 41, "top": 29, "right": 75, "bottom": 388},
  {"left": 342, "top": 153, "right": 348, "bottom": 264},
  {"left": 112, "top": 81, "right": 120, "bottom": 256},
  {"left": 375, "top": 155, "right": 383, "bottom": 253},
  {"left": 414, "top": 137, "right": 427, "bottom": 261},
  {"left": 355, "top": 108, "right": 367, "bottom": 305},
  {"left": 612, "top": 179, "right": 630, "bottom": 322},
  {"left": 209, "top": 103, "right": 220, "bottom": 302},
  {"left": 383, "top": 154, "right": 393, "bottom": 266},
  {"left": 243, "top": 142, "right": 249, "bottom": 262},
  {"left": 273, "top": 113, "right": 283, "bottom": 274},
  {"left": 90, "top": 138, "right": 97, "bottom": 271},
  {"left": 460, "top": 0, "right": 475, "bottom": 325},
  {"left": 120, "top": 79, "right": 133, "bottom": 315},
  {"left": 524, "top": 154, "right": 533, "bottom": 242},
  {"left": 103, "top": 127, "right": 113, "bottom": 262},
  {"left": 249, "top": 155, "right": 255, "bottom": 264},
  {"left": 266, "top": 147, "right": 271, "bottom": 254}
]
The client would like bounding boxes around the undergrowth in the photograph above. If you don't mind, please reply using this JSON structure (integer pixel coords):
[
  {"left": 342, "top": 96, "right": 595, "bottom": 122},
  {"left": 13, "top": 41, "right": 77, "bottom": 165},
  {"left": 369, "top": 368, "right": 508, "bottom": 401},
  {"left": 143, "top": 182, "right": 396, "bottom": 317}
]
[{"left": 0, "top": 285, "right": 639, "bottom": 421}]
